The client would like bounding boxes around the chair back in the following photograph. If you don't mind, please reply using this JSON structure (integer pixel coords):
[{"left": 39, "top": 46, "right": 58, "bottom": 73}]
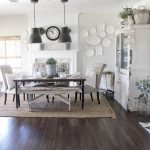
[
  {"left": 0, "top": 65, "right": 13, "bottom": 91},
  {"left": 85, "top": 63, "right": 106, "bottom": 90},
  {"left": 94, "top": 63, "right": 106, "bottom": 90}
]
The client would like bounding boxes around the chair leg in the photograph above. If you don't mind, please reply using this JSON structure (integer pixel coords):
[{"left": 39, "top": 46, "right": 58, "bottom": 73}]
[
  {"left": 13, "top": 94, "right": 15, "bottom": 102},
  {"left": 97, "top": 92, "right": 100, "bottom": 104},
  {"left": 75, "top": 92, "right": 78, "bottom": 102},
  {"left": 4, "top": 93, "right": 7, "bottom": 105},
  {"left": 80, "top": 93, "right": 81, "bottom": 101},
  {"left": 68, "top": 94, "right": 69, "bottom": 99},
  {"left": 23, "top": 93, "right": 25, "bottom": 101},
  {"left": 90, "top": 93, "right": 94, "bottom": 101},
  {"left": 52, "top": 96, "right": 54, "bottom": 103},
  {"left": 46, "top": 95, "right": 49, "bottom": 103}
]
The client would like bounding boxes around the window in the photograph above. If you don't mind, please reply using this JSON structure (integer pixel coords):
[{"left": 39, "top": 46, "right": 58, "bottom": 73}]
[{"left": 0, "top": 36, "right": 22, "bottom": 72}]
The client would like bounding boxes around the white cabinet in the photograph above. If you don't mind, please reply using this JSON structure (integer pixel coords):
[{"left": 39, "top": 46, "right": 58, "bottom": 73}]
[
  {"left": 115, "top": 25, "right": 150, "bottom": 111},
  {"left": 115, "top": 71, "right": 129, "bottom": 110},
  {"left": 114, "top": 71, "right": 121, "bottom": 103},
  {"left": 120, "top": 73, "right": 129, "bottom": 110}
]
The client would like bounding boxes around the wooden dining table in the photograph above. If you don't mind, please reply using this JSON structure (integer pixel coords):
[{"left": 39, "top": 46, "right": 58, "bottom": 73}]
[{"left": 13, "top": 76, "right": 86, "bottom": 109}]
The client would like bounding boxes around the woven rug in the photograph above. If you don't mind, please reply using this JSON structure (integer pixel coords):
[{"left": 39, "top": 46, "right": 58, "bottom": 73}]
[{"left": 0, "top": 94, "right": 115, "bottom": 118}]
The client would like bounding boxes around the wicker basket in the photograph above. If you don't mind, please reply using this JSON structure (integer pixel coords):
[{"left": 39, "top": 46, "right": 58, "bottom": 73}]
[{"left": 134, "top": 7, "right": 150, "bottom": 24}]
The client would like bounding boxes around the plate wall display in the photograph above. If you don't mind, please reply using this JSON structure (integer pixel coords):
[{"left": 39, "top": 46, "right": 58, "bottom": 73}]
[
  {"left": 96, "top": 23, "right": 105, "bottom": 32},
  {"left": 86, "top": 48, "right": 95, "bottom": 57},
  {"left": 106, "top": 26, "right": 115, "bottom": 34},
  {"left": 90, "top": 27, "right": 97, "bottom": 35},
  {"left": 102, "top": 38, "right": 111, "bottom": 48},
  {"left": 98, "top": 31, "right": 106, "bottom": 38},
  {"left": 82, "top": 30, "right": 89, "bottom": 38},
  {"left": 96, "top": 45, "right": 103, "bottom": 55},
  {"left": 86, "top": 35, "right": 100, "bottom": 46}
]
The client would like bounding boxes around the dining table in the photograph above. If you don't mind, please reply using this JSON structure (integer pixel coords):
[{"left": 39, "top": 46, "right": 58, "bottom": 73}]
[{"left": 13, "top": 76, "right": 86, "bottom": 109}]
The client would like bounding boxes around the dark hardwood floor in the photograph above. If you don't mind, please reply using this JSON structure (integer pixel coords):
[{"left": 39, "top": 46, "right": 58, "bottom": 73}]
[{"left": 0, "top": 96, "right": 150, "bottom": 150}]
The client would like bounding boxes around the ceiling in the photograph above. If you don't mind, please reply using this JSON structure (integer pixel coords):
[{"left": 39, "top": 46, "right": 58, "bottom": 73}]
[{"left": 0, "top": 0, "right": 142, "bottom": 15}]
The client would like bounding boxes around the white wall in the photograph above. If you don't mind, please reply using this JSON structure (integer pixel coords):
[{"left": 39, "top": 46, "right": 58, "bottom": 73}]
[
  {"left": 28, "top": 12, "right": 78, "bottom": 50},
  {"left": 78, "top": 13, "right": 120, "bottom": 73},
  {"left": 24, "top": 12, "right": 78, "bottom": 74},
  {"left": 0, "top": 12, "right": 121, "bottom": 75},
  {"left": 0, "top": 15, "right": 27, "bottom": 36},
  {"left": 26, "top": 12, "right": 120, "bottom": 74}
]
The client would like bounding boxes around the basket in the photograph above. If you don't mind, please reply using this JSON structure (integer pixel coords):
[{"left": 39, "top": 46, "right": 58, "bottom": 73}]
[{"left": 134, "top": 6, "right": 150, "bottom": 24}]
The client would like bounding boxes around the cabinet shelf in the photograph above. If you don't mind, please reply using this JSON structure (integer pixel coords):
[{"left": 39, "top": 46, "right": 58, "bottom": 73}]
[{"left": 133, "top": 24, "right": 150, "bottom": 29}]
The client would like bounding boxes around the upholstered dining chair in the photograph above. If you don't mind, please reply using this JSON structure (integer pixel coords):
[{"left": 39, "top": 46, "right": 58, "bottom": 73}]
[
  {"left": 0, "top": 65, "right": 17, "bottom": 104},
  {"left": 75, "top": 63, "right": 106, "bottom": 104}
]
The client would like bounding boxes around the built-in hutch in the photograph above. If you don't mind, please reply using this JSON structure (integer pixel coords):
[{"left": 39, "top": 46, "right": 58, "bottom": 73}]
[{"left": 115, "top": 25, "right": 150, "bottom": 111}]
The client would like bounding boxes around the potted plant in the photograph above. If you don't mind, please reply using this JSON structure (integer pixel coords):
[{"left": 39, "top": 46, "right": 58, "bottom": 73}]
[
  {"left": 39, "top": 27, "right": 45, "bottom": 35},
  {"left": 135, "top": 76, "right": 150, "bottom": 115},
  {"left": 45, "top": 57, "right": 57, "bottom": 76},
  {"left": 119, "top": 8, "right": 134, "bottom": 19},
  {"left": 119, "top": 7, "right": 134, "bottom": 27}
]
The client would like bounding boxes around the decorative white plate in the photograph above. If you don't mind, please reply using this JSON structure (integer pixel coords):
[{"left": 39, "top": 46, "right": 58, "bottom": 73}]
[
  {"left": 90, "top": 27, "right": 96, "bottom": 35},
  {"left": 102, "top": 38, "right": 111, "bottom": 47},
  {"left": 86, "top": 48, "right": 95, "bottom": 57},
  {"left": 98, "top": 31, "right": 106, "bottom": 38},
  {"left": 82, "top": 30, "right": 89, "bottom": 38},
  {"left": 96, "top": 23, "right": 105, "bottom": 32},
  {"left": 106, "top": 26, "right": 115, "bottom": 34},
  {"left": 96, "top": 45, "right": 103, "bottom": 55},
  {"left": 86, "top": 35, "right": 100, "bottom": 46}
]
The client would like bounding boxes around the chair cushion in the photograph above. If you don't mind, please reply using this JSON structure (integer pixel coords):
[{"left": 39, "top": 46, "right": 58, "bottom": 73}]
[
  {"left": 6, "top": 87, "right": 16, "bottom": 94},
  {"left": 84, "top": 85, "right": 97, "bottom": 94},
  {"left": 5, "top": 73, "right": 17, "bottom": 90}
]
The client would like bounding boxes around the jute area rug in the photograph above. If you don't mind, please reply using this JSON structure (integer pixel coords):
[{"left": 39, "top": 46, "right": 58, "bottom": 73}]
[{"left": 0, "top": 94, "right": 115, "bottom": 118}]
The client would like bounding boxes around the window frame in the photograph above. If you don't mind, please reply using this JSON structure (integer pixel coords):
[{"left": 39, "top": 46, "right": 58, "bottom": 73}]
[{"left": 0, "top": 35, "right": 22, "bottom": 71}]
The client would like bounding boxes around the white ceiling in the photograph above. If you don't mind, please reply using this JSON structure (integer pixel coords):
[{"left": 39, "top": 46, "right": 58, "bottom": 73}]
[{"left": 0, "top": 0, "right": 142, "bottom": 15}]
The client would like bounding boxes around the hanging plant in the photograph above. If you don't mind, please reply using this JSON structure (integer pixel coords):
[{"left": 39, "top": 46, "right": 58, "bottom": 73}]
[{"left": 39, "top": 27, "right": 45, "bottom": 35}]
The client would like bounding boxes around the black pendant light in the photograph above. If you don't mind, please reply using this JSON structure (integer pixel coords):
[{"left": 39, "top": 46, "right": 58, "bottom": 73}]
[
  {"left": 29, "top": 0, "right": 42, "bottom": 44},
  {"left": 58, "top": 0, "right": 72, "bottom": 43}
]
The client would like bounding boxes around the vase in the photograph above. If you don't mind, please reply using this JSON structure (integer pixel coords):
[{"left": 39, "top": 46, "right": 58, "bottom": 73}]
[{"left": 45, "top": 64, "right": 56, "bottom": 76}]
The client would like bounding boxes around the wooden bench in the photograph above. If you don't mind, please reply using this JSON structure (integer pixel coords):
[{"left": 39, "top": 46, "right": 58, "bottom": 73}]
[{"left": 19, "top": 86, "right": 81, "bottom": 111}]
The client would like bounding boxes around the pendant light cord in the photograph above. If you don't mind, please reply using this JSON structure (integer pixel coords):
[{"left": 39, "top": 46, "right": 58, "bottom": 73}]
[
  {"left": 33, "top": 2, "right": 36, "bottom": 27},
  {"left": 63, "top": 2, "right": 66, "bottom": 26}
]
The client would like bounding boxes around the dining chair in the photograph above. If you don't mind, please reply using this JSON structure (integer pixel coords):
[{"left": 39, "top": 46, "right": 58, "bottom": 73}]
[
  {"left": 75, "top": 63, "right": 106, "bottom": 104},
  {"left": 0, "top": 65, "right": 16, "bottom": 104}
]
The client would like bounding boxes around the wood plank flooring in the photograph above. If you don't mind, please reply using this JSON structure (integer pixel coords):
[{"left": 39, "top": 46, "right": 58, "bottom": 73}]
[{"left": 0, "top": 96, "right": 150, "bottom": 150}]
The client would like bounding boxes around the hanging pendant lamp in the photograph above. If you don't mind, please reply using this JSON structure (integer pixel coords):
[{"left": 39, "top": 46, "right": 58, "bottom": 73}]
[
  {"left": 29, "top": 0, "right": 42, "bottom": 44},
  {"left": 58, "top": 0, "right": 72, "bottom": 43}
]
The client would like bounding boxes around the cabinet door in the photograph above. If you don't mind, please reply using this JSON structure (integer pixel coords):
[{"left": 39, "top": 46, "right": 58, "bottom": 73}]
[
  {"left": 114, "top": 71, "right": 121, "bottom": 102},
  {"left": 120, "top": 73, "right": 129, "bottom": 110}
]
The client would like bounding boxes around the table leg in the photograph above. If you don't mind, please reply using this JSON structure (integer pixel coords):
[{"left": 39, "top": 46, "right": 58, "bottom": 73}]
[
  {"left": 81, "top": 81, "right": 84, "bottom": 109},
  {"left": 23, "top": 81, "right": 25, "bottom": 101},
  {"left": 15, "top": 82, "right": 20, "bottom": 109}
]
